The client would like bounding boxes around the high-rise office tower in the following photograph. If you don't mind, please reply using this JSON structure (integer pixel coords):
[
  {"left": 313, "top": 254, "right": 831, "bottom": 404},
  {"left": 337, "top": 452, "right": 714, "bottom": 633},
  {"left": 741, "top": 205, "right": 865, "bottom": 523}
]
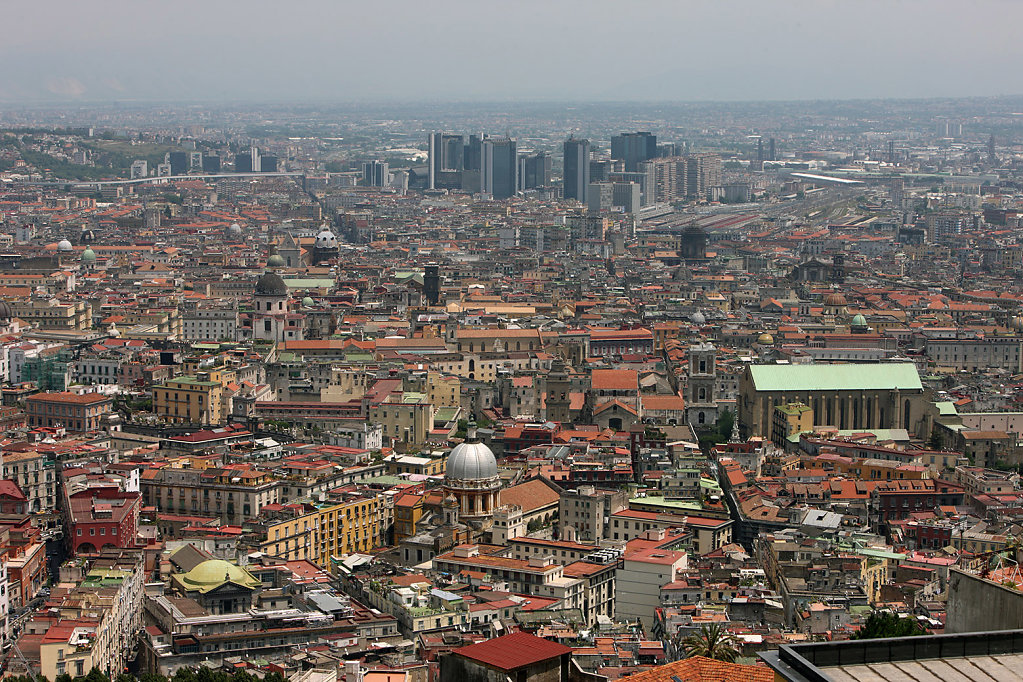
[
  {"left": 657, "top": 143, "right": 678, "bottom": 157},
  {"left": 464, "top": 134, "right": 483, "bottom": 171},
  {"left": 234, "top": 152, "right": 253, "bottom": 173},
  {"left": 168, "top": 151, "right": 189, "bottom": 176},
  {"left": 260, "top": 155, "right": 278, "bottom": 173},
  {"left": 428, "top": 132, "right": 466, "bottom": 190},
  {"left": 202, "top": 155, "right": 221, "bottom": 174},
  {"left": 612, "top": 182, "right": 642, "bottom": 214},
  {"left": 757, "top": 138, "right": 764, "bottom": 162},
  {"left": 481, "top": 137, "right": 517, "bottom": 199},
  {"left": 589, "top": 159, "right": 612, "bottom": 183},
  {"left": 363, "top": 160, "right": 390, "bottom": 187},
  {"left": 518, "top": 152, "right": 551, "bottom": 191},
  {"left": 769, "top": 138, "right": 776, "bottom": 162},
  {"left": 563, "top": 138, "right": 591, "bottom": 203},
  {"left": 611, "top": 132, "right": 657, "bottom": 171}
]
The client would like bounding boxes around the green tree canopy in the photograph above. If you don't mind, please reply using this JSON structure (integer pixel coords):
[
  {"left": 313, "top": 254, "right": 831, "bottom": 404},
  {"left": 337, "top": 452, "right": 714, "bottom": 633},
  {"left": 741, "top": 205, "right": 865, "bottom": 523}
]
[
  {"left": 854, "top": 611, "right": 927, "bottom": 639},
  {"left": 677, "top": 623, "right": 740, "bottom": 662}
]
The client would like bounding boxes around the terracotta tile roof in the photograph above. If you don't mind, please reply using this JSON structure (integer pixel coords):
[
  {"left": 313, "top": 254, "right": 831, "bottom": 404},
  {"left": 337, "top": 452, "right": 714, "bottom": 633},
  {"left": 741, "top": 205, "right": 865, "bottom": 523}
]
[
  {"left": 623, "top": 657, "right": 773, "bottom": 682},
  {"left": 499, "top": 478, "right": 560, "bottom": 514},
  {"left": 452, "top": 631, "right": 570, "bottom": 670}
]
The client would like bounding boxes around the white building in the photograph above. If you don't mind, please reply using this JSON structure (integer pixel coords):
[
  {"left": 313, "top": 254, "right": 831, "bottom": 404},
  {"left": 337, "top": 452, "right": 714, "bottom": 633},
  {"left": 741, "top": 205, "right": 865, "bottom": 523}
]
[{"left": 615, "top": 544, "right": 688, "bottom": 625}]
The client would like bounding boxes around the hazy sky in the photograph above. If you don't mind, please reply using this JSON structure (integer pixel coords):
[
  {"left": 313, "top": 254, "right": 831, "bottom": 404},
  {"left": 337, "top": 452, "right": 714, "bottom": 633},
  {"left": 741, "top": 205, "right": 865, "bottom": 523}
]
[{"left": 3, "top": 0, "right": 1022, "bottom": 104}]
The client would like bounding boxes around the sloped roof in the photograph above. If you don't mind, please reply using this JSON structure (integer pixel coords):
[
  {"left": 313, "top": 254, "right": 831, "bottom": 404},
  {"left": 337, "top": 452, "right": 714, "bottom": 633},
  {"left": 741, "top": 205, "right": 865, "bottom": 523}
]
[
  {"left": 748, "top": 363, "right": 922, "bottom": 392},
  {"left": 499, "top": 477, "right": 561, "bottom": 514},
  {"left": 452, "top": 631, "right": 571, "bottom": 670},
  {"left": 623, "top": 656, "right": 773, "bottom": 682}
]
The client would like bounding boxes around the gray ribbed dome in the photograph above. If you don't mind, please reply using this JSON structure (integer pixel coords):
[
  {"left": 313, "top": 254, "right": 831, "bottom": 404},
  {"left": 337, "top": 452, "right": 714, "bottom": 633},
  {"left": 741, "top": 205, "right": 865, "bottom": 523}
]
[
  {"left": 445, "top": 441, "right": 498, "bottom": 480},
  {"left": 254, "top": 271, "right": 288, "bottom": 297},
  {"left": 0, "top": 301, "right": 12, "bottom": 320},
  {"left": 315, "top": 227, "right": 338, "bottom": 250}
]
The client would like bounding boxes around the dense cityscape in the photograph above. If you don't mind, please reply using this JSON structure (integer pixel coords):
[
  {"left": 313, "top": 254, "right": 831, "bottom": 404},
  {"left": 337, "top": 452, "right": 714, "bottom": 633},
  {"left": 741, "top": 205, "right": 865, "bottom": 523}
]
[{"left": 0, "top": 92, "right": 1021, "bottom": 682}]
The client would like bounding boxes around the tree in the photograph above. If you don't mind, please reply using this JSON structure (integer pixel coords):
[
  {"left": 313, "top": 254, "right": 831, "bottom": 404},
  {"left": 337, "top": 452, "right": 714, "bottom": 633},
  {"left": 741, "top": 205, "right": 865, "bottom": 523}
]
[
  {"left": 677, "top": 623, "right": 740, "bottom": 662},
  {"left": 853, "top": 611, "right": 927, "bottom": 639},
  {"left": 716, "top": 409, "right": 735, "bottom": 441},
  {"left": 85, "top": 669, "right": 110, "bottom": 682}
]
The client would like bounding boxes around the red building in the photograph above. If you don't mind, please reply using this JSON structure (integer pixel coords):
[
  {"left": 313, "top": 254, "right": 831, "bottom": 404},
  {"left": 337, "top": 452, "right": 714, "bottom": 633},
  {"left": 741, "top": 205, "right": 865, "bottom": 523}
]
[{"left": 66, "top": 488, "right": 140, "bottom": 554}]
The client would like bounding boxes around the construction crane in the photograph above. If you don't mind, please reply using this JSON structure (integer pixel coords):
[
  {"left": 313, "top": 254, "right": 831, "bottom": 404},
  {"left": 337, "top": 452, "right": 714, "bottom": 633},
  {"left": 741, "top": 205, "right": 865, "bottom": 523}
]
[{"left": 3, "top": 637, "right": 36, "bottom": 679}]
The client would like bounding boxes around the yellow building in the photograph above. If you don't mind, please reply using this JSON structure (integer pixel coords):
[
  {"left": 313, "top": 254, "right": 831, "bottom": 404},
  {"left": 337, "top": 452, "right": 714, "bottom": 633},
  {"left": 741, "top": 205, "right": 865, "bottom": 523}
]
[
  {"left": 369, "top": 396, "right": 434, "bottom": 447},
  {"left": 394, "top": 493, "right": 424, "bottom": 543},
  {"left": 771, "top": 402, "right": 814, "bottom": 446},
  {"left": 11, "top": 298, "right": 91, "bottom": 330},
  {"left": 261, "top": 494, "right": 384, "bottom": 569},
  {"left": 418, "top": 372, "right": 460, "bottom": 408},
  {"left": 153, "top": 375, "right": 225, "bottom": 425}
]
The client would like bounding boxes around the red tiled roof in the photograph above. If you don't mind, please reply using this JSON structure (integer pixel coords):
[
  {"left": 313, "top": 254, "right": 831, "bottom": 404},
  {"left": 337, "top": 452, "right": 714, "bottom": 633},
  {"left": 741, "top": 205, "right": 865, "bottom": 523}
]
[
  {"left": 453, "top": 631, "right": 571, "bottom": 670},
  {"left": 623, "top": 657, "right": 773, "bottom": 682}
]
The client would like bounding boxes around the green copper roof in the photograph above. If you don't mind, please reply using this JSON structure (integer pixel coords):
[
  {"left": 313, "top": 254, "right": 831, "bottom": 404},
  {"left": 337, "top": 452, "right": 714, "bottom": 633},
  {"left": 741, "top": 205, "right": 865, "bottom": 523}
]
[
  {"left": 748, "top": 363, "right": 922, "bottom": 392},
  {"left": 172, "top": 559, "right": 260, "bottom": 594}
]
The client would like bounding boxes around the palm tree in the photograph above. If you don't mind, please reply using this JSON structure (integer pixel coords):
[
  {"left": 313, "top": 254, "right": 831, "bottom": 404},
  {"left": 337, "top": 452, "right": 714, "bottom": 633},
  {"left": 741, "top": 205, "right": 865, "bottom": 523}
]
[{"left": 676, "top": 623, "right": 740, "bottom": 663}]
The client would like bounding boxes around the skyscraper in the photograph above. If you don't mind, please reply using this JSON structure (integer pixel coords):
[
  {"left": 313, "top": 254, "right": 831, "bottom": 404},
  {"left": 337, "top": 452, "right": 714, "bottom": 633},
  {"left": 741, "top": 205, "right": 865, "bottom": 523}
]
[
  {"left": 563, "top": 138, "right": 591, "bottom": 203},
  {"left": 428, "top": 132, "right": 466, "bottom": 190},
  {"left": 168, "top": 151, "right": 189, "bottom": 176},
  {"left": 363, "top": 160, "right": 390, "bottom": 187},
  {"left": 611, "top": 132, "right": 657, "bottom": 172},
  {"left": 683, "top": 153, "right": 723, "bottom": 200},
  {"left": 481, "top": 137, "right": 517, "bottom": 199},
  {"left": 234, "top": 152, "right": 253, "bottom": 173},
  {"left": 518, "top": 152, "right": 551, "bottom": 191},
  {"left": 202, "top": 155, "right": 221, "bottom": 174}
]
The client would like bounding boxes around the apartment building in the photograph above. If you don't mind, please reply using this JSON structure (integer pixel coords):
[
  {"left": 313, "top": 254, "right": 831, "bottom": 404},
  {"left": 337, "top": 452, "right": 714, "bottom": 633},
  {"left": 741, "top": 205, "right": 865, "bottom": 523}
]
[{"left": 153, "top": 375, "right": 225, "bottom": 425}]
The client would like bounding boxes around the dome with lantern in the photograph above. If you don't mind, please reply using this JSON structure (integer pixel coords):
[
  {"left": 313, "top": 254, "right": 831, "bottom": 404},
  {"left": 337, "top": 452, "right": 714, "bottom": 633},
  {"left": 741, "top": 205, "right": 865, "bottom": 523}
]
[
  {"left": 254, "top": 272, "right": 288, "bottom": 297},
  {"left": 81, "top": 247, "right": 97, "bottom": 264},
  {"left": 757, "top": 332, "right": 775, "bottom": 345},
  {"left": 824, "top": 292, "right": 848, "bottom": 307},
  {"left": 315, "top": 226, "right": 338, "bottom": 250},
  {"left": 443, "top": 424, "right": 501, "bottom": 520}
]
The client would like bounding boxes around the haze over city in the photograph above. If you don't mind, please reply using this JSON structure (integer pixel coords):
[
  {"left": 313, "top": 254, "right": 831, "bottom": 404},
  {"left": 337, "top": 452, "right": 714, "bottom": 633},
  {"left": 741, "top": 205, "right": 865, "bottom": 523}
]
[{"left": 4, "top": 0, "right": 1023, "bottom": 103}]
